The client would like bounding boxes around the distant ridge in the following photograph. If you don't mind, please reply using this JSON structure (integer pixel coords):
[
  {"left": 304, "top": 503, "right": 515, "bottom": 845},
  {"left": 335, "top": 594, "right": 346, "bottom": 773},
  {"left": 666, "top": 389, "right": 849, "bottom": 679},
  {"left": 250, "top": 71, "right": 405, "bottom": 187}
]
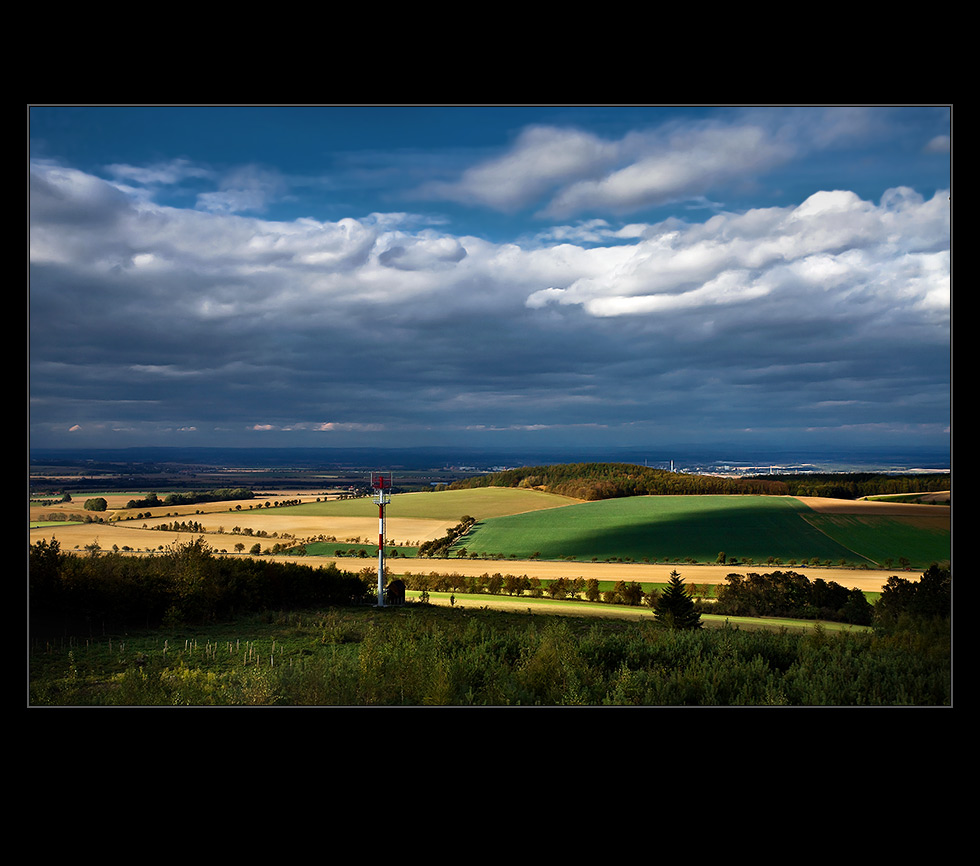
[
  {"left": 448, "top": 462, "right": 786, "bottom": 500},
  {"left": 29, "top": 445, "right": 950, "bottom": 474},
  {"left": 449, "top": 462, "right": 951, "bottom": 502}
]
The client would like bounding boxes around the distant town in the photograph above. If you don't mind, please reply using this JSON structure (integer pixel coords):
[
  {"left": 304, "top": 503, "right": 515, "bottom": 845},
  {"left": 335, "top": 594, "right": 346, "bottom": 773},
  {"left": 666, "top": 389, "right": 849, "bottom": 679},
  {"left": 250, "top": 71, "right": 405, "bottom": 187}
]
[{"left": 443, "top": 458, "right": 950, "bottom": 479}]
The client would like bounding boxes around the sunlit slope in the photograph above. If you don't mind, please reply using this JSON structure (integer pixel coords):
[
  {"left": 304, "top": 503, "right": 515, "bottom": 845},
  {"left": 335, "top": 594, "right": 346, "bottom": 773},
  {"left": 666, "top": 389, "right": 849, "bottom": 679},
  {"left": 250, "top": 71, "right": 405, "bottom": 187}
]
[
  {"left": 282, "top": 487, "right": 579, "bottom": 521},
  {"left": 452, "top": 495, "right": 936, "bottom": 566}
]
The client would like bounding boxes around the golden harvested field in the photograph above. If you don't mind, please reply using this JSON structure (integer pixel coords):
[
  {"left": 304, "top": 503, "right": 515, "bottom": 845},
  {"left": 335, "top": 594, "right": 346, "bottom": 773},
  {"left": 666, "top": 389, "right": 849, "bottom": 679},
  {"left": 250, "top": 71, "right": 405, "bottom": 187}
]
[
  {"left": 30, "top": 490, "right": 325, "bottom": 517},
  {"left": 29, "top": 516, "right": 454, "bottom": 552},
  {"left": 141, "top": 513, "right": 454, "bottom": 545},
  {"left": 797, "top": 495, "right": 950, "bottom": 518},
  {"left": 30, "top": 523, "right": 194, "bottom": 553}
]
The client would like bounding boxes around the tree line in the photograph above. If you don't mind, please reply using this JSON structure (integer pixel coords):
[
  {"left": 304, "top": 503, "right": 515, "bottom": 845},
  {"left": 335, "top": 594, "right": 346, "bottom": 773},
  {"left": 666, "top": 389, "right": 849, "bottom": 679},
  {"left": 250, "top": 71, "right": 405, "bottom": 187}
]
[
  {"left": 125, "top": 487, "right": 255, "bottom": 509},
  {"left": 29, "top": 534, "right": 949, "bottom": 638},
  {"left": 32, "top": 493, "right": 73, "bottom": 507},
  {"left": 397, "top": 563, "right": 949, "bottom": 630},
  {"left": 449, "top": 462, "right": 949, "bottom": 502},
  {"left": 376, "top": 567, "right": 702, "bottom": 629},
  {"left": 417, "top": 516, "right": 477, "bottom": 558},
  {"left": 451, "top": 463, "right": 787, "bottom": 501},
  {"left": 752, "top": 472, "right": 949, "bottom": 501},
  {"left": 29, "top": 537, "right": 368, "bottom": 634},
  {"left": 399, "top": 569, "right": 872, "bottom": 625},
  {"left": 712, "top": 570, "right": 873, "bottom": 624}
]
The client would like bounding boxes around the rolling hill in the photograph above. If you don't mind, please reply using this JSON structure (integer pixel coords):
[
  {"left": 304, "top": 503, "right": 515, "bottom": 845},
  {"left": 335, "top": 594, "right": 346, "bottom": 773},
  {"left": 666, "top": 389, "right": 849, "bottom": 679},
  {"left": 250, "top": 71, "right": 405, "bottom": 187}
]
[{"left": 448, "top": 494, "right": 949, "bottom": 569}]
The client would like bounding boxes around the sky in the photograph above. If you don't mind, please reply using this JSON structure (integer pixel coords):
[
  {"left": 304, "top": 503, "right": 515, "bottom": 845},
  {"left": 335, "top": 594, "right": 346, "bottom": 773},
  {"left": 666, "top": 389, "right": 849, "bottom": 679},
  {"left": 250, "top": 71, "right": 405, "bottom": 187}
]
[{"left": 29, "top": 105, "right": 951, "bottom": 459}]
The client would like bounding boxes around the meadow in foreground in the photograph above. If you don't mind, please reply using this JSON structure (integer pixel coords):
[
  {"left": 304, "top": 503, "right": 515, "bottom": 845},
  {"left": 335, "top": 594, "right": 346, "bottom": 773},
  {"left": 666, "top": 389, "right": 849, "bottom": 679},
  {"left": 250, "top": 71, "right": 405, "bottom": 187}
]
[{"left": 29, "top": 601, "right": 950, "bottom": 707}]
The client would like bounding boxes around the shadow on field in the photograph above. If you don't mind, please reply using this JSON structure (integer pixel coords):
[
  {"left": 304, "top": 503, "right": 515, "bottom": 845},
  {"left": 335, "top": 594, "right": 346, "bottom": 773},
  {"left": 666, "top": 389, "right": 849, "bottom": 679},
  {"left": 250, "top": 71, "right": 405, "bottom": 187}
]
[{"left": 466, "top": 499, "right": 869, "bottom": 565}]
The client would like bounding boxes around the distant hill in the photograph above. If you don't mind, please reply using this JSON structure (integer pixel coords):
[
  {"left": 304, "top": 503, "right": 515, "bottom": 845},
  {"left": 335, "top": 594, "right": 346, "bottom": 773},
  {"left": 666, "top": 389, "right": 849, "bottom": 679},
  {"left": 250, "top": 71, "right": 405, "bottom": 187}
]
[
  {"left": 448, "top": 462, "right": 787, "bottom": 501},
  {"left": 449, "top": 462, "right": 951, "bottom": 503}
]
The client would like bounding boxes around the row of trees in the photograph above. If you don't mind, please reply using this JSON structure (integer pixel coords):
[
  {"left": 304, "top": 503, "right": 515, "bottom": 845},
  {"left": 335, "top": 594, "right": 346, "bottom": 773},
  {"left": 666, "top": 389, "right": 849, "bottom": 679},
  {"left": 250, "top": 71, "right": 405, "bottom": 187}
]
[
  {"left": 713, "top": 571, "right": 873, "bottom": 625},
  {"left": 124, "top": 488, "right": 256, "bottom": 510},
  {"left": 29, "top": 533, "right": 950, "bottom": 637},
  {"left": 760, "top": 473, "right": 949, "bottom": 500},
  {"left": 399, "top": 568, "right": 701, "bottom": 629},
  {"left": 150, "top": 519, "right": 208, "bottom": 534},
  {"left": 156, "top": 487, "right": 255, "bottom": 507},
  {"left": 711, "top": 563, "right": 950, "bottom": 629},
  {"left": 398, "top": 563, "right": 950, "bottom": 630},
  {"left": 31, "top": 492, "right": 72, "bottom": 506},
  {"left": 418, "top": 516, "right": 477, "bottom": 558}
]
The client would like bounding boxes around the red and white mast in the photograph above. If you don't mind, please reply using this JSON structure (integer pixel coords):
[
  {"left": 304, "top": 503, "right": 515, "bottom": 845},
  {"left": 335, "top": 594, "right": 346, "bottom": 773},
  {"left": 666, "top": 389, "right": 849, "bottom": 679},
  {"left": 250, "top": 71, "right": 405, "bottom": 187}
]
[{"left": 371, "top": 472, "right": 392, "bottom": 606}]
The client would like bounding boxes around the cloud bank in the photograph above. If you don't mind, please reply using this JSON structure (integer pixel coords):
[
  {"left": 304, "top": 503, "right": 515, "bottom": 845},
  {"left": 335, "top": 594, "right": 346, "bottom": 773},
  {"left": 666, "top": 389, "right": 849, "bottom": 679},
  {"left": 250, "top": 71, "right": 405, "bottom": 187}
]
[{"left": 28, "top": 108, "right": 951, "bottom": 453}]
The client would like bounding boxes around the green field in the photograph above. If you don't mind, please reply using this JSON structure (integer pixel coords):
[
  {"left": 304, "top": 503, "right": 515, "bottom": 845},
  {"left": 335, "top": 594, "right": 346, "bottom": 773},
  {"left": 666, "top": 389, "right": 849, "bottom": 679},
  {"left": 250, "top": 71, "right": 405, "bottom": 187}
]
[
  {"left": 284, "top": 487, "right": 577, "bottom": 520},
  {"left": 451, "top": 494, "right": 949, "bottom": 568},
  {"left": 281, "top": 487, "right": 950, "bottom": 569}
]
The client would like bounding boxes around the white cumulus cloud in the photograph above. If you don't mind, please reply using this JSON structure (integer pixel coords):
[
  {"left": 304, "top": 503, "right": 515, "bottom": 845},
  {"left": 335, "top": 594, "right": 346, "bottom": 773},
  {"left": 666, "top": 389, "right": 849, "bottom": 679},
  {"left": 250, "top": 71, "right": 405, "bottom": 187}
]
[{"left": 531, "top": 187, "right": 949, "bottom": 337}]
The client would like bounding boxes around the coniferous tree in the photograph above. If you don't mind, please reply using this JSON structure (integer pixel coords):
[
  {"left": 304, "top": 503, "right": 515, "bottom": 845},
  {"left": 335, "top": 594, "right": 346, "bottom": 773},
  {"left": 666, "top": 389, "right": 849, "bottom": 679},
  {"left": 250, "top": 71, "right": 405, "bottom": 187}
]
[{"left": 654, "top": 571, "right": 702, "bottom": 629}]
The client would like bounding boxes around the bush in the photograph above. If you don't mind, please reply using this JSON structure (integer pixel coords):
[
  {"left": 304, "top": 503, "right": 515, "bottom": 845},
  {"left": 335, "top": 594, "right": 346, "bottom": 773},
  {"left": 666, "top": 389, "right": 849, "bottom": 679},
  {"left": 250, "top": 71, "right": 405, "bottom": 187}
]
[
  {"left": 874, "top": 563, "right": 951, "bottom": 630},
  {"left": 29, "top": 607, "right": 951, "bottom": 706}
]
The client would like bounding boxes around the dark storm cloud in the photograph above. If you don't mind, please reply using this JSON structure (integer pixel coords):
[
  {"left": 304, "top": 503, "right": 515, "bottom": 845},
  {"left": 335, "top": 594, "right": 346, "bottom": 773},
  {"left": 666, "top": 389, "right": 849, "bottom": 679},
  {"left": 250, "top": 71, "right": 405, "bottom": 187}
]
[{"left": 28, "top": 113, "right": 950, "bottom": 451}]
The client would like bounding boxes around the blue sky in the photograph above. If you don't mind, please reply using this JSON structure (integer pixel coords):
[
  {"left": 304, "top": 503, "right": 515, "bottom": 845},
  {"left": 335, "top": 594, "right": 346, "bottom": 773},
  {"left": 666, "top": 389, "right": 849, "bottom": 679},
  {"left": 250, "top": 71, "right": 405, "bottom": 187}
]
[{"left": 29, "top": 105, "right": 951, "bottom": 457}]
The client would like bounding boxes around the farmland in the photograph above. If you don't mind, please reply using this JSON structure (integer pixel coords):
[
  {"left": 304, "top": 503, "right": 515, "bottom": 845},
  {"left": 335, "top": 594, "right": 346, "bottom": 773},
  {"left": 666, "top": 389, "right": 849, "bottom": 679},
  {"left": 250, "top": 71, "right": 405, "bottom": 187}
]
[
  {"left": 28, "top": 462, "right": 951, "bottom": 705},
  {"left": 29, "top": 481, "right": 949, "bottom": 594},
  {"left": 286, "top": 486, "right": 577, "bottom": 521},
  {"left": 447, "top": 493, "right": 949, "bottom": 571}
]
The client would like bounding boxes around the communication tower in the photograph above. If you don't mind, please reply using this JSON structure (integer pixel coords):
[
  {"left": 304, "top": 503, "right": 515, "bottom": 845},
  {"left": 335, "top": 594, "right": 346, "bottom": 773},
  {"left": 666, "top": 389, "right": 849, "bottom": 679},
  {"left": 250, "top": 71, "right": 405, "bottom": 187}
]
[{"left": 371, "top": 472, "right": 393, "bottom": 606}]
